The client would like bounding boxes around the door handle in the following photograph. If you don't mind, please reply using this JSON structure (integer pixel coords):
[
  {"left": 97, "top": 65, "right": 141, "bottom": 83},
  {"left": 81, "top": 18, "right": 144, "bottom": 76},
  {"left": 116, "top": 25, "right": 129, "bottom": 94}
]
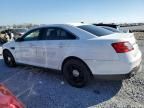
[
  {"left": 10, "top": 47, "right": 15, "bottom": 50},
  {"left": 29, "top": 43, "right": 35, "bottom": 47},
  {"left": 59, "top": 43, "right": 64, "bottom": 48},
  {"left": 59, "top": 46, "right": 63, "bottom": 48}
]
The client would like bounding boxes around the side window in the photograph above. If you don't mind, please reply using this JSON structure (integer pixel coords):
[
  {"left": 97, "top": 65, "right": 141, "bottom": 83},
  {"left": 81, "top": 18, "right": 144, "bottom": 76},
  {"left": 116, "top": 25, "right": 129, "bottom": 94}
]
[
  {"left": 23, "top": 29, "right": 40, "bottom": 41},
  {"left": 44, "top": 28, "right": 76, "bottom": 40},
  {"left": 58, "top": 29, "right": 76, "bottom": 40},
  {"left": 45, "top": 28, "right": 59, "bottom": 40}
]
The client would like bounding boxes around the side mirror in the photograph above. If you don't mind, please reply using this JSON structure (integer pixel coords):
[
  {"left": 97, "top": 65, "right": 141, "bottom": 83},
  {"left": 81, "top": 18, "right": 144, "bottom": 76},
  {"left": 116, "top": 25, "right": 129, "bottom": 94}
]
[{"left": 15, "top": 38, "right": 23, "bottom": 42}]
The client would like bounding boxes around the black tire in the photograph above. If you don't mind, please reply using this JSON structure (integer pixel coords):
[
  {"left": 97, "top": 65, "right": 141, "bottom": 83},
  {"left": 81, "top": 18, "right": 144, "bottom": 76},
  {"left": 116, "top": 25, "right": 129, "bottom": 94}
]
[
  {"left": 3, "top": 51, "right": 16, "bottom": 67},
  {"left": 63, "top": 59, "right": 91, "bottom": 88}
]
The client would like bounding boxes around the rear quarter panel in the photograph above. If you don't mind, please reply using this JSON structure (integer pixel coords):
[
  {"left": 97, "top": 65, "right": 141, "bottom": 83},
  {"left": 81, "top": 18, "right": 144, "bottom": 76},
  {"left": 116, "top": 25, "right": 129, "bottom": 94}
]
[{"left": 59, "top": 39, "right": 119, "bottom": 69}]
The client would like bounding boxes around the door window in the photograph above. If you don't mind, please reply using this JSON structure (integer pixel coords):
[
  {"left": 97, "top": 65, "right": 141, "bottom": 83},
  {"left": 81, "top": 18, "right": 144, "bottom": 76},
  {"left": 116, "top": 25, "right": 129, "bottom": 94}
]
[
  {"left": 43, "top": 28, "right": 76, "bottom": 40},
  {"left": 23, "top": 29, "right": 40, "bottom": 41}
]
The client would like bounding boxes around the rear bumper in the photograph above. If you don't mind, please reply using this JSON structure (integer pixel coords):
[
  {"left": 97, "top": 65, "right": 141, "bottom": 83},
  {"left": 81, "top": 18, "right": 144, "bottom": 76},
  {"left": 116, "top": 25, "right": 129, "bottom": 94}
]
[
  {"left": 93, "top": 63, "right": 142, "bottom": 80},
  {"left": 84, "top": 52, "right": 142, "bottom": 80}
]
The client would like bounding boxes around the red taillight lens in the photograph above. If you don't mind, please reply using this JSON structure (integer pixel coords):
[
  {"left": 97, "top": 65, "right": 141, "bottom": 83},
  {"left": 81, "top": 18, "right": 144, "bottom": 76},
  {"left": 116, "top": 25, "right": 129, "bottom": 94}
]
[{"left": 112, "top": 41, "right": 134, "bottom": 53}]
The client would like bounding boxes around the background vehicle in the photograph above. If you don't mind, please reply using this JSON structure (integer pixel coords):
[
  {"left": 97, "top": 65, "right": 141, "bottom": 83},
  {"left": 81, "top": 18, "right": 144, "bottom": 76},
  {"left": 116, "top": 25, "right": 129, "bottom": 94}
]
[
  {"left": 0, "top": 29, "right": 12, "bottom": 44},
  {"left": 12, "top": 28, "right": 28, "bottom": 38},
  {"left": 94, "top": 23, "right": 119, "bottom": 29},
  {"left": 13, "top": 28, "right": 27, "bottom": 35},
  {"left": 0, "top": 28, "right": 27, "bottom": 44},
  {"left": 100, "top": 26, "right": 120, "bottom": 33},
  {"left": 93, "top": 23, "right": 129, "bottom": 33},
  {"left": 2, "top": 24, "right": 142, "bottom": 87}
]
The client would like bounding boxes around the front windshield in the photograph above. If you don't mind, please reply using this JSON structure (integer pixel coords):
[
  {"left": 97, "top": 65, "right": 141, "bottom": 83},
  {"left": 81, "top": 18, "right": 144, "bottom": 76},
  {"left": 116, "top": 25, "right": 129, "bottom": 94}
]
[{"left": 78, "top": 25, "right": 114, "bottom": 36}]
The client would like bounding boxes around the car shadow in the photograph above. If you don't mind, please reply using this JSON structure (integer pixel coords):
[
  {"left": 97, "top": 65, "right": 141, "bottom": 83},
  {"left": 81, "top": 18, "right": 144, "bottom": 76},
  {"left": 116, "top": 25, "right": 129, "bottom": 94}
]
[
  {"left": 0, "top": 58, "right": 122, "bottom": 108},
  {"left": 20, "top": 69, "right": 122, "bottom": 108}
]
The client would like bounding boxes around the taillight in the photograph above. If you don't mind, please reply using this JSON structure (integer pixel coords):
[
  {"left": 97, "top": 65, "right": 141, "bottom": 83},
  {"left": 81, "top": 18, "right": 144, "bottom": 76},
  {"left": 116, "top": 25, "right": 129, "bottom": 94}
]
[{"left": 112, "top": 41, "right": 134, "bottom": 53}]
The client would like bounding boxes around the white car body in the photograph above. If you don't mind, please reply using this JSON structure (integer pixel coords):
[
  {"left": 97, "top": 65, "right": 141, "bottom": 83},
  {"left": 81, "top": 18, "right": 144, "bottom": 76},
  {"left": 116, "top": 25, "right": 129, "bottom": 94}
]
[{"left": 2, "top": 24, "right": 142, "bottom": 78}]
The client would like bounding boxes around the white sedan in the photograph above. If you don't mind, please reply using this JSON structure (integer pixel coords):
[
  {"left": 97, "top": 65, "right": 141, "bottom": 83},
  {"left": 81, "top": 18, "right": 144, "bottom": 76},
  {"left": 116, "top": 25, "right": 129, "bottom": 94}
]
[{"left": 2, "top": 24, "right": 142, "bottom": 87}]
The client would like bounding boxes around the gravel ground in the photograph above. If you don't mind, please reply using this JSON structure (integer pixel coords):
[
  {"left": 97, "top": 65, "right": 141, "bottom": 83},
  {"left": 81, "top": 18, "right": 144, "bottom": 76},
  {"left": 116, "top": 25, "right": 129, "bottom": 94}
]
[
  {"left": 0, "top": 33, "right": 143, "bottom": 108},
  {"left": 0, "top": 57, "right": 123, "bottom": 108}
]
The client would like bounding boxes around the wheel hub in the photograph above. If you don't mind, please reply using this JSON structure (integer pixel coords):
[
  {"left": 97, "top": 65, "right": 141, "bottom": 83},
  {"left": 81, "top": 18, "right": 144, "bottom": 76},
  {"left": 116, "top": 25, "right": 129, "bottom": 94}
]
[
  {"left": 7, "top": 57, "right": 11, "bottom": 62},
  {"left": 72, "top": 70, "right": 80, "bottom": 77}
]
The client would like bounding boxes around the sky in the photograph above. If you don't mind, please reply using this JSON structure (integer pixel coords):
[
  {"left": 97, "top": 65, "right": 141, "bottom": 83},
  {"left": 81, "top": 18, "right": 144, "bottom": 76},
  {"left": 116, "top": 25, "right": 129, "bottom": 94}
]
[{"left": 0, "top": 0, "right": 144, "bottom": 25}]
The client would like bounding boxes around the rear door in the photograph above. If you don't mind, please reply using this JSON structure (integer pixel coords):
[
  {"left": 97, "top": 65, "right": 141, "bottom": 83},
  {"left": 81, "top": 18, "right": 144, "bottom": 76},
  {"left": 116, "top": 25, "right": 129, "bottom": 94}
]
[{"left": 41, "top": 27, "right": 77, "bottom": 69}]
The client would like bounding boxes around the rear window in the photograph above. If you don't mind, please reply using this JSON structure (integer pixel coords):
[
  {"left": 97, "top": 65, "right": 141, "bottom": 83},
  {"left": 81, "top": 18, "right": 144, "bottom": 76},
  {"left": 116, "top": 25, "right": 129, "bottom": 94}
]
[
  {"left": 101, "top": 26, "right": 120, "bottom": 33},
  {"left": 78, "top": 25, "right": 114, "bottom": 36}
]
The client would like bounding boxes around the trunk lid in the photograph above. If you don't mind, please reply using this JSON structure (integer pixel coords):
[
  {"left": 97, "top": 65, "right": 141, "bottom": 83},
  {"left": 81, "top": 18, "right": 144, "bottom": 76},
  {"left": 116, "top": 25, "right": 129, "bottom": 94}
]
[
  {"left": 99, "top": 33, "right": 136, "bottom": 45},
  {"left": 99, "top": 33, "right": 141, "bottom": 63}
]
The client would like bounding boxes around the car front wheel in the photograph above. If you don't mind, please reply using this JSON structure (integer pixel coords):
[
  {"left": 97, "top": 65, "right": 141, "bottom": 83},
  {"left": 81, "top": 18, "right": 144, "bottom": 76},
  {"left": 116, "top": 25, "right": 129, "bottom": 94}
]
[
  {"left": 63, "top": 59, "right": 91, "bottom": 88},
  {"left": 3, "top": 51, "right": 16, "bottom": 67}
]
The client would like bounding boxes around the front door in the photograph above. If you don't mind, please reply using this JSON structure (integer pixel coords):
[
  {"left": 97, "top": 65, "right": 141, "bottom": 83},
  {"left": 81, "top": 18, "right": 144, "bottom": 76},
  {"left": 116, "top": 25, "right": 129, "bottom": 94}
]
[{"left": 15, "top": 28, "right": 43, "bottom": 66}]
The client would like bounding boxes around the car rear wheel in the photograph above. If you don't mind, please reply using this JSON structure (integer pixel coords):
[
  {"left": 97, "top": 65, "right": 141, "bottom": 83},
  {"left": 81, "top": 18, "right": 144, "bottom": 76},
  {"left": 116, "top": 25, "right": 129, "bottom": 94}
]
[
  {"left": 3, "top": 51, "right": 16, "bottom": 67},
  {"left": 63, "top": 59, "right": 91, "bottom": 88}
]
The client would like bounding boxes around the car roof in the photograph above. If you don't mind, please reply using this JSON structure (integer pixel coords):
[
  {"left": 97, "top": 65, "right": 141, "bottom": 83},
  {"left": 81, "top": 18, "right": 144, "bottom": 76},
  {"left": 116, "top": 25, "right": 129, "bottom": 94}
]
[
  {"left": 33, "top": 23, "right": 91, "bottom": 29},
  {"left": 67, "top": 23, "right": 91, "bottom": 26},
  {"left": 26, "top": 24, "right": 97, "bottom": 40}
]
